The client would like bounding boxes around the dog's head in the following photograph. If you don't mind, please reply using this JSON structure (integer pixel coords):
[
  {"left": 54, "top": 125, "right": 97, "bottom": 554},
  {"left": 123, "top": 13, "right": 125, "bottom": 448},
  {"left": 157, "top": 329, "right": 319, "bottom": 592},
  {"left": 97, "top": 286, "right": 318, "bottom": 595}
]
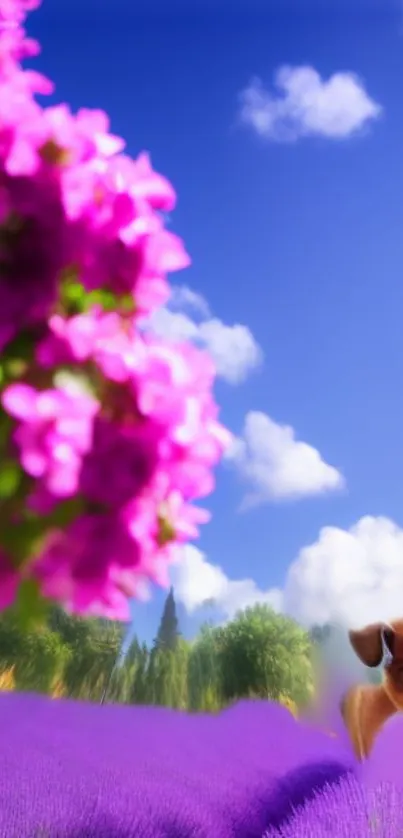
[{"left": 349, "top": 619, "right": 403, "bottom": 709}]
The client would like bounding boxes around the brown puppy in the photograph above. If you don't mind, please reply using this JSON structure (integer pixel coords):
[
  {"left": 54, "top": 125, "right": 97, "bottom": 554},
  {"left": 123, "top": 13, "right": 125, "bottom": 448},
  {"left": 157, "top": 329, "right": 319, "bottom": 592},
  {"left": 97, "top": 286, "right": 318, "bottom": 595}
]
[{"left": 341, "top": 618, "right": 403, "bottom": 759}]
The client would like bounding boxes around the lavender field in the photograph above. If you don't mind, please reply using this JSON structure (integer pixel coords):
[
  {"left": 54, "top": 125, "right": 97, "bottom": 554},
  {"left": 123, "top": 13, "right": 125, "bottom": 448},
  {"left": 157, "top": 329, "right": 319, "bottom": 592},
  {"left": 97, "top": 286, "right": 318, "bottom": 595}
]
[
  {"left": 0, "top": 692, "right": 357, "bottom": 838},
  {"left": 265, "top": 776, "right": 403, "bottom": 838}
]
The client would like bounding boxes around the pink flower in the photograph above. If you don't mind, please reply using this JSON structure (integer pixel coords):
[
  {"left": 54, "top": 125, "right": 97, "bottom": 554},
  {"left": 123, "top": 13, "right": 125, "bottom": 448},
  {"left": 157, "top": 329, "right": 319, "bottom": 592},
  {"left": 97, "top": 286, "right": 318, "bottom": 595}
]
[
  {"left": 133, "top": 229, "right": 190, "bottom": 316},
  {"left": 127, "top": 487, "right": 210, "bottom": 550},
  {"left": 134, "top": 340, "right": 212, "bottom": 427},
  {"left": 79, "top": 417, "right": 160, "bottom": 508},
  {"left": 0, "top": 0, "right": 230, "bottom": 621},
  {"left": 80, "top": 215, "right": 189, "bottom": 310},
  {"left": 109, "top": 151, "right": 177, "bottom": 213},
  {"left": 36, "top": 308, "right": 144, "bottom": 382},
  {"left": 37, "top": 308, "right": 113, "bottom": 367},
  {"left": 0, "top": 175, "right": 66, "bottom": 350},
  {"left": 0, "top": 1, "right": 41, "bottom": 69},
  {"left": 2, "top": 383, "right": 99, "bottom": 507},
  {"left": 0, "top": 0, "right": 41, "bottom": 27},
  {"left": 60, "top": 152, "right": 189, "bottom": 308},
  {"left": 0, "top": 551, "right": 18, "bottom": 609},
  {"left": 36, "top": 311, "right": 99, "bottom": 368},
  {"left": 42, "top": 105, "right": 125, "bottom": 165},
  {"left": 131, "top": 338, "right": 231, "bottom": 497},
  {"left": 33, "top": 513, "right": 141, "bottom": 619}
]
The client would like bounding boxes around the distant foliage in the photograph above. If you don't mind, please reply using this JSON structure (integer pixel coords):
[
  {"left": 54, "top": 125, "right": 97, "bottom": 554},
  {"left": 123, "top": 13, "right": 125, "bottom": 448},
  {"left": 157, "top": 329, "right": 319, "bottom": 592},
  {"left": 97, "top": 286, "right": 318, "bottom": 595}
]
[
  {"left": 278, "top": 695, "right": 299, "bottom": 718},
  {"left": 153, "top": 588, "right": 180, "bottom": 652},
  {"left": 0, "top": 666, "right": 15, "bottom": 692},
  {"left": 0, "top": 599, "right": 315, "bottom": 714},
  {"left": 212, "top": 605, "right": 314, "bottom": 707}
]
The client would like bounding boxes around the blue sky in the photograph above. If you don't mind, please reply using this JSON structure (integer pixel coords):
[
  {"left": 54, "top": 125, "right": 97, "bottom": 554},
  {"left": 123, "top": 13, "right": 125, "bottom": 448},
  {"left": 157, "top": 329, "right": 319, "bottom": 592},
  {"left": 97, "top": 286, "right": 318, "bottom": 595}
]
[{"left": 31, "top": 0, "right": 403, "bottom": 643}]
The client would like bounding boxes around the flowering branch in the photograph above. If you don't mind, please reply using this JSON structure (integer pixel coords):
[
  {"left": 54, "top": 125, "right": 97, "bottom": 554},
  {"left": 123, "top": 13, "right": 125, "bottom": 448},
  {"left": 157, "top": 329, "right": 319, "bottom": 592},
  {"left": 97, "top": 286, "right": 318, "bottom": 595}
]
[{"left": 0, "top": 0, "right": 230, "bottom": 623}]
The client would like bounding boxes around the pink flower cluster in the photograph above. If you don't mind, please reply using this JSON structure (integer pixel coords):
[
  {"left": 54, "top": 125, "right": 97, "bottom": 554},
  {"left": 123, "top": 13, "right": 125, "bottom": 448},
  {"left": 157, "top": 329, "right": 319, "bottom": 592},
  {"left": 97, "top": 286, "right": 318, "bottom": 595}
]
[{"left": 0, "top": 1, "right": 230, "bottom": 620}]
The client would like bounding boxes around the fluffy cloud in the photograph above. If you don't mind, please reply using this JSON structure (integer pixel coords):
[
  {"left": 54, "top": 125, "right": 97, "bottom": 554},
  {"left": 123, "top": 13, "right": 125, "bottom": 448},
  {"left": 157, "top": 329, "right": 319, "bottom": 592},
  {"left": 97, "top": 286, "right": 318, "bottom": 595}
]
[
  {"left": 283, "top": 516, "right": 403, "bottom": 629},
  {"left": 172, "top": 517, "right": 403, "bottom": 632},
  {"left": 171, "top": 545, "right": 283, "bottom": 620},
  {"left": 197, "top": 320, "right": 262, "bottom": 385},
  {"left": 169, "top": 285, "right": 211, "bottom": 318},
  {"left": 238, "top": 65, "right": 382, "bottom": 142},
  {"left": 144, "top": 286, "right": 263, "bottom": 385},
  {"left": 227, "top": 410, "right": 344, "bottom": 507}
]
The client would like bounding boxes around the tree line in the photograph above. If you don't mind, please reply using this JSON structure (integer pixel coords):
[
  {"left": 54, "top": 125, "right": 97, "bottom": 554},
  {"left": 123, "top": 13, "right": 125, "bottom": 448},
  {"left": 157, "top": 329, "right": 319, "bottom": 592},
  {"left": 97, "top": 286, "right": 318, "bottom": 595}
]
[{"left": 0, "top": 589, "right": 347, "bottom": 714}]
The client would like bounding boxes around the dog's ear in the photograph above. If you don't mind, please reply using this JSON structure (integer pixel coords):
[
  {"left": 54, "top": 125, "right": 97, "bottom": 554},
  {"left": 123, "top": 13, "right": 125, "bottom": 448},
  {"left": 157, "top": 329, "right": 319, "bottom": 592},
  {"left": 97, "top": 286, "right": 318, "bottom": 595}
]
[{"left": 348, "top": 623, "right": 386, "bottom": 667}]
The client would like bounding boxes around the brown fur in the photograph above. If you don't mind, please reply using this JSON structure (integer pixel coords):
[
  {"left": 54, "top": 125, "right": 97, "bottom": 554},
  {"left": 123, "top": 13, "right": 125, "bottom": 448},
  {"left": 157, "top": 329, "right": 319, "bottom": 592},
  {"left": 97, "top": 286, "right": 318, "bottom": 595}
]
[{"left": 341, "top": 618, "right": 403, "bottom": 759}]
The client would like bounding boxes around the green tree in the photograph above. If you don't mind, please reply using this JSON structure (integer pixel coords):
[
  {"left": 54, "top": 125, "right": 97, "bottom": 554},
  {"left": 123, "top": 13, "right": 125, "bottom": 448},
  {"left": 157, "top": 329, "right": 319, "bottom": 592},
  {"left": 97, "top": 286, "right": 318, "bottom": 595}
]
[
  {"left": 187, "top": 624, "right": 222, "bottom": 711},
  {"left": 124, "top": 635, "right": 141, "bottom": 669},
  {"left": 48, "top": 608, "right": 124, "bottom": 701},
  {"left": 214, "top": 604, "right": 314, "bottom": 707},
  {"left": 106, "top": 660, "right": 134, "bottom": 704},
  {"left": 0, "top": 610, "right": 68, "bottom": 694},
  {"left": 15, "top": 630, "right": 69, "bottom": 694},
  {"left": 154, "top": 588, "right": 180, "bottom": 652},
  {"left": 0, "top": 593, "right": 319, "bottom": 714},
  {"left": 140, "top": 640, "right": 189, "bottom": 709},
  {"left": 129, "top": 642, "right": 150, "bottom": 704},
  {"left": 164, "top": 639, "right": 189, "bottom": 709}
]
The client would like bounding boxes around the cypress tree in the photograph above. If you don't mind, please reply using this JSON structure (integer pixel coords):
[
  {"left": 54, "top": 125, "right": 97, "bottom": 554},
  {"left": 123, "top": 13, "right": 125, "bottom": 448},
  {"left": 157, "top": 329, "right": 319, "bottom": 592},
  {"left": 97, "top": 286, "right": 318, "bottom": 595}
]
[{"left": 154, "top": 587, "right": 180, "bottom": 652}]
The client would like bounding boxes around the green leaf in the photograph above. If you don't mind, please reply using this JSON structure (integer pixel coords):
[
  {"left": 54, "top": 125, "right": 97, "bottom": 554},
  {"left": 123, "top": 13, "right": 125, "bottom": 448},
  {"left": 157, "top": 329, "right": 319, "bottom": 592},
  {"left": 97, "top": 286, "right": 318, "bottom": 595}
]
[
  {"left": 2, "top": 330, "right": 35, "bottom": 365},
  {"left": 0, "top": 460, "right": 22, "bottom": 499},
  {"left": 59, "top": 264, "right": 80, "bottom": 286},
  {"left": 1, "top": 517, "right": 44, "bottom": 567},
  {"left": 0, "top": 414, "right": 12, "bottom": 452},
  {"left": 45, "top": 496, "right": 84, "bottom": 529},
  {"left": 59, "top": 268, "right": 86, "bottom": 314},
  {"left": 65, "top": 282, "right": 85, "bottom": 304},
  {"left": 4, "top": 358, "right": 28, "bottom": 379},
  {"left": 12, "top": 579, "right": 49, "bottom": 632},
  {"left": 120, "top": 293, "right": 135, "bottom": 314},
  {"left": 1, "top": 498, "right": 84, "bottom": 573},
  {"left": 61, "top": 281, "right": 86, "bottom": 311},
  {"left": 85, "top": 288, "right": 118, "bottom": 312}
]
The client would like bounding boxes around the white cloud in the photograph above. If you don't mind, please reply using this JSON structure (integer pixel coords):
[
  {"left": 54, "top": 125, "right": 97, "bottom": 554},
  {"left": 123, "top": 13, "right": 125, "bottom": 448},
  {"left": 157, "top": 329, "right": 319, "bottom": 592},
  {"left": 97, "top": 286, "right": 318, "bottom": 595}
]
[
  {"left": 172, "top": 517, "right": 403, "bottom": 634},
  {"left": 227, "top": 410, "right": 344, "bottom": 507},
  {"left": 239, "top": 66, "right": 382, "bottom": 142},
  {"left": 283, "top": 516, "right": 403, "bottom": 629},
  {"left": 171, "top": 545, "right": 283, "bottom": 621},
  {"left": 149, "top": 307, "right": 199, "bottom": 342},
  {"left": 169, "top": 285, "right": 211, "bottom": 318},
  {"left": 197, "top": 320, "right": 262, "bottom": 385},
  {"left": 144, "top": 287, "right": 263, "bottom": 385}
]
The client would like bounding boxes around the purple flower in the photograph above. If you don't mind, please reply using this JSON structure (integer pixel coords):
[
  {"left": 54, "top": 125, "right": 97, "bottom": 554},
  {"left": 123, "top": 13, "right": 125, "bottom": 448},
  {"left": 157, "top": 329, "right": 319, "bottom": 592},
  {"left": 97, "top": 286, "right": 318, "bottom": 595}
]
[
  {"left": 266, "top": 708, "right": 403, "bottom": 837},
  {"left": 0, "top": 694, "right": 355, "bottom": 838}
]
